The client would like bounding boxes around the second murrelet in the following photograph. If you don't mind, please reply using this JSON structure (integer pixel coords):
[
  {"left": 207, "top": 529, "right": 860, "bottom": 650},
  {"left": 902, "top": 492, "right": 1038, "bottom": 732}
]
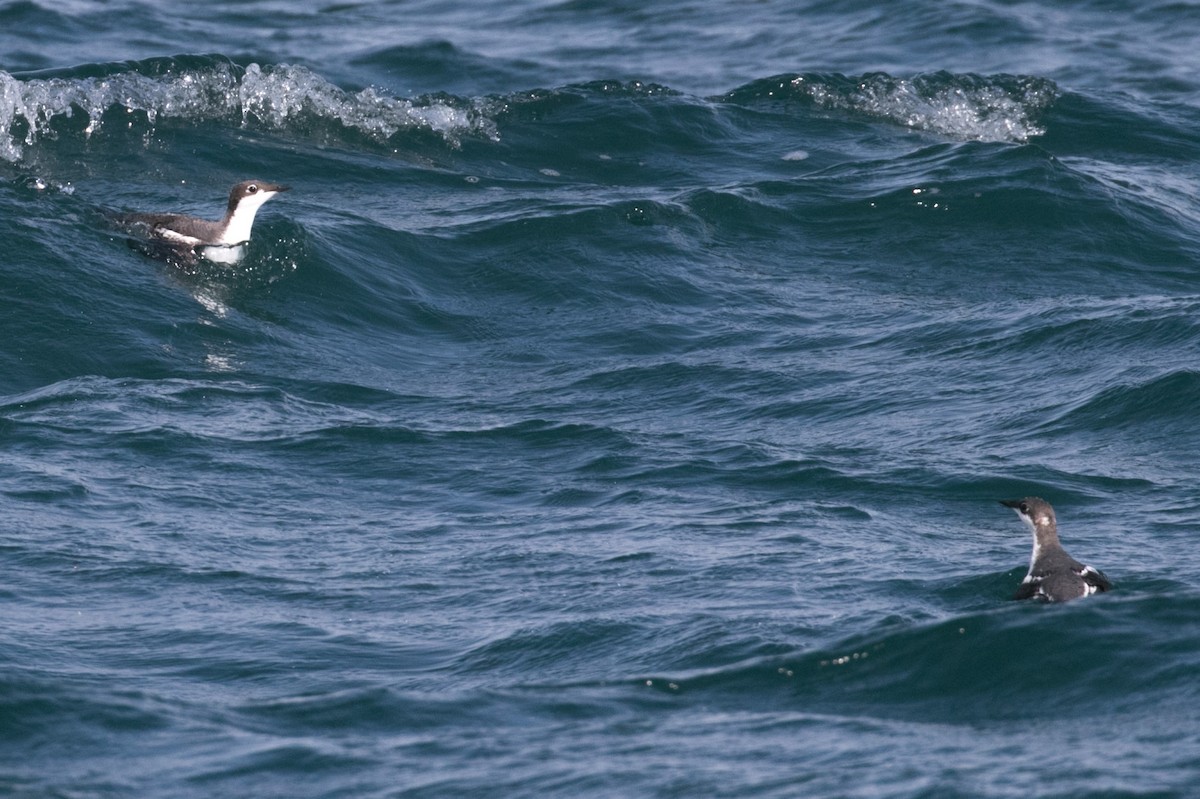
[{"left": 1000, "top": 497, "right": 1112, "bottom": 602}]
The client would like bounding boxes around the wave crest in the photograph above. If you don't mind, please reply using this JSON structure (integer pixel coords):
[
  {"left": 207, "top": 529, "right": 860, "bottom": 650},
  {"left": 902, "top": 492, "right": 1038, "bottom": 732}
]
[
  {"left": 0, "top": 56, "right": 498, "bottom": 162},
  {"left": 723, "top": 71, "right": 1059, "bottom": 143}
]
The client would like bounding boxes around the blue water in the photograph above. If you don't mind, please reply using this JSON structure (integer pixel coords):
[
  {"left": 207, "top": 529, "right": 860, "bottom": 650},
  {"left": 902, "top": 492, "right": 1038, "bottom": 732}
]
[{"left": 4, "top": 2, "right": 1200, "bottom": 797}]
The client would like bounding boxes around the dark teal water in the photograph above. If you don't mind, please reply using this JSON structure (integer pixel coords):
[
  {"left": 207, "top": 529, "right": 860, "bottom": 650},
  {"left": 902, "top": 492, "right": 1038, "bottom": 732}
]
[{"left": 4, "top": 2, "right": 1200, "bottom": 797}]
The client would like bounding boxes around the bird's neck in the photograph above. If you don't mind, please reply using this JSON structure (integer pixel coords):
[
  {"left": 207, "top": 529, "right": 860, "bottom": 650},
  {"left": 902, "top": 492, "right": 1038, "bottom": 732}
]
[
  {"left": 216, "top": 202, "right": 262, "bottom": 245},
  {"left": 1031, "top": 524, "right": 1061, "bottom": 565}
]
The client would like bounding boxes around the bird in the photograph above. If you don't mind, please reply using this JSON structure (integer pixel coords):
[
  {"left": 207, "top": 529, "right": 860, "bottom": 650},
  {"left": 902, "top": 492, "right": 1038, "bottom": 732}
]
[
  {"left": 999, "top": 497, "right": 1112, "bottom": 602},
  {"left": 114, "top": 180, "right": 289, "bottom": 264}
]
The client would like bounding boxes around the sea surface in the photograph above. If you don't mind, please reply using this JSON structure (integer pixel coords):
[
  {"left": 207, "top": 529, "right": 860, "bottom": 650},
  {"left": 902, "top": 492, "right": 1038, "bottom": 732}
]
[{"left": 3, "top": 1, "right": 1200, "bottom": 797}]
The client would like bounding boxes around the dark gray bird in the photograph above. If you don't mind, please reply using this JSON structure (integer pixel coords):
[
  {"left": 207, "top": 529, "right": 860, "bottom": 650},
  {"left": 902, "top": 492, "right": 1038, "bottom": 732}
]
[
  {"left": 1000, "top": 497, "right": 1112, "bottom": 602},
  {"left": 115, "top": 180, "right": 289, "bottom": 263}
]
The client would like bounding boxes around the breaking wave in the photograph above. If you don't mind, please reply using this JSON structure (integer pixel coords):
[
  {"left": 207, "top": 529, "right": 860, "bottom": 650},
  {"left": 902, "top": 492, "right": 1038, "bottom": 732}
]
[
  {"left": 1, "top": 58, "right": 1059, "bottom": 167},
  {"left": 722, "top": 71, "right": 1059, "bottom": 143},
  {"left": 0, "top": 55, "right": 499, "bottom": 162}
]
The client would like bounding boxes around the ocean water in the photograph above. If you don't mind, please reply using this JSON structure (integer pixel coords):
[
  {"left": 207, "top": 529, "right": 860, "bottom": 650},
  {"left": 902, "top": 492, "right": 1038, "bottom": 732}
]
[{"left": 3, "top": 1, "right": 1200, "bottom": 796}]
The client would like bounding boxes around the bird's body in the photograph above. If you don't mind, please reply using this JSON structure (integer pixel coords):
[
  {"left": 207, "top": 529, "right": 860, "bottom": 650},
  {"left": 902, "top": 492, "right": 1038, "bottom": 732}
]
[
  {"left": 1000, "top": 497, "right": 1111, "bottom": 602},
  {"left": 115, "top": 180, "right": 289, "bottom": 263}
]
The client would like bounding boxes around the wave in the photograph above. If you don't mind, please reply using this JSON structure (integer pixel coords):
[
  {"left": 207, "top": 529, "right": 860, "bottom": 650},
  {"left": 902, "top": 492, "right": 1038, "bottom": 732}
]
[
  {"left": 720, "top": 71, "right": 1059, "bottom": 143},
  {"left": 1, "top": 57, "right": 1062, "bottom": 168},
  {"left": 0, "top": 54, "right": 499, "bottom": 162},
  {"left": 641, "top": 591, "right": 1200, "bottom": 723},
  {"left": 1043, "top": 369, "right": 1200, "bottom": 433}
]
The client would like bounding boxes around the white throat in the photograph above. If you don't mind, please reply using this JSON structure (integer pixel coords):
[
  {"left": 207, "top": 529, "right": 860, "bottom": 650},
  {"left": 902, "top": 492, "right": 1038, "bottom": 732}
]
[
  {"left": 216, "top": 190, "right": 278, "bottom": 245},
  {"left": 1017, "top": 513, "right": 1042, "bottom": 569}
]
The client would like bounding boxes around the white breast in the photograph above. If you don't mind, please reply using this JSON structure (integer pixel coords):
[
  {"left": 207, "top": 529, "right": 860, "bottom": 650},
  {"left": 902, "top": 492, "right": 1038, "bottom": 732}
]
[{"left": 199, "top": 244, "right": 247, "bottom": 264}]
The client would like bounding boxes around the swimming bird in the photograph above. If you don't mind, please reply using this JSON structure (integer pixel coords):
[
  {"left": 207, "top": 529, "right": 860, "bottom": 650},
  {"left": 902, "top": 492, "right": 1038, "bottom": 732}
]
[
  {"left": 115, "top": 180, "right": 289, "bottom": 264},
  {"left": 1000, "top": 497, "right": 1111, "bottom": 602}
]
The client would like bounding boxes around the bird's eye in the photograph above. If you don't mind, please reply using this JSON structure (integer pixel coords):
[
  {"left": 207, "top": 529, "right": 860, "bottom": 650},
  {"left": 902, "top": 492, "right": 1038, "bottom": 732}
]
[
  {"left": 1019, "top": 502, "right": 1029, "bottom": 513},
  {"left": 247, "top": 184, "right": 258, "bottom": 193}
]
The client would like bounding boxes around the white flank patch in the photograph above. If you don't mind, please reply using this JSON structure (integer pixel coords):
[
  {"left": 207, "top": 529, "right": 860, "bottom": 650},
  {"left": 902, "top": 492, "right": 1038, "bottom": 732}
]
[{"left": 157, "top": 227, "right": 202, "bottom": 246}]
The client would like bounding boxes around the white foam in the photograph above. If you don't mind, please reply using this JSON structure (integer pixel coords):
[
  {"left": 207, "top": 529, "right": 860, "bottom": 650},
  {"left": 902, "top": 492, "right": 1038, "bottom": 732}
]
[
  {"left": 789, "top": 73, "right": 1056, "bottom": 144},
  {"left": 0, "top": 61, "right": 499, "bottom": 162}
]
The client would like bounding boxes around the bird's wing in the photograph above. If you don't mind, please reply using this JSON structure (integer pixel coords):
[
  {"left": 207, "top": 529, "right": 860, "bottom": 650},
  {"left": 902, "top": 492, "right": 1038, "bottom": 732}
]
[
  {"left": 1077, "top": 565, "right": 1112, "bottom": 593},
  {"left": 1012, "top": 576, "right": 1043, "bottom": 601}
]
